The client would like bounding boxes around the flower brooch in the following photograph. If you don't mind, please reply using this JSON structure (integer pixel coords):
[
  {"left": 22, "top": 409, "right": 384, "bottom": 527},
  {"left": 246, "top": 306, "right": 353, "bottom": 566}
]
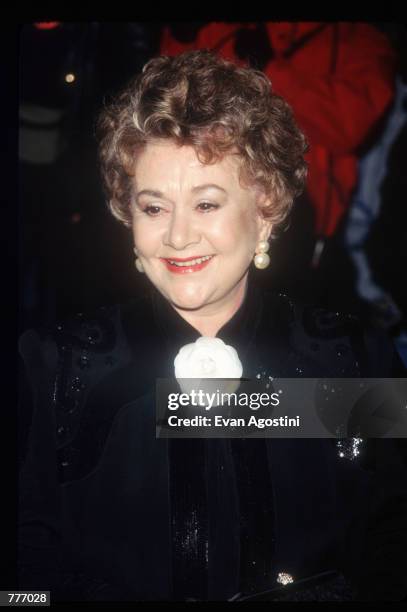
[{"left": 174, "top": 337, "right": 243, "bottom": 402}]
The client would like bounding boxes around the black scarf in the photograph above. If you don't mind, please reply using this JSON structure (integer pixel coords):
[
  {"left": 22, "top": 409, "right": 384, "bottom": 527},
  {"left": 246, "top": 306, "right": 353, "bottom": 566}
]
[{"left": 150, "top": 277, "right": 276, "bottom": 600}]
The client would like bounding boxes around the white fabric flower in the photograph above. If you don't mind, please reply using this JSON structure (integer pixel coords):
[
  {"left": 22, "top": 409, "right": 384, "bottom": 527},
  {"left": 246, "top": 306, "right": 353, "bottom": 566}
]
[
  {"left": 174, "top": 337, "right": 243, "bottom": 404},
  {"left": 174, "top": 337, "right": 243, "bottom": 379}
]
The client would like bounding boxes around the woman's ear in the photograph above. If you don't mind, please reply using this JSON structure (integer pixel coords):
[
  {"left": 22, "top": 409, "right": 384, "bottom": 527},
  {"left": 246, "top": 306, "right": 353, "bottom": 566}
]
[
  {"left": 255, "top": 193, "right": 273, "bottom": 243},
  {"left": 258, "top": 217, "right": 273, "bottom": 243}
]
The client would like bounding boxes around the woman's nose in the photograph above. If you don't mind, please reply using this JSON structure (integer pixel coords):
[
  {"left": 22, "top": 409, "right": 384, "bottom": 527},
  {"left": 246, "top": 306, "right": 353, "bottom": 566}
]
[{"left": 163, "top": 210, "right": 200, "bottom": 250}]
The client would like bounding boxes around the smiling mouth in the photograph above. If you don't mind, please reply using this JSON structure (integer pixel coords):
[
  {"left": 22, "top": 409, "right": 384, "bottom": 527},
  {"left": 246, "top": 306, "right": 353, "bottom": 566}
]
[{"left": 161, "top": 255, "right": 215, "bottom": 273}]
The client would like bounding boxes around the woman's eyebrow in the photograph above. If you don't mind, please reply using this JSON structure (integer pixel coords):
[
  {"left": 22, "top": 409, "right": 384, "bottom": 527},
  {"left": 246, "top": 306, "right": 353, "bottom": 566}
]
[
  {"left": 135, "top": 189, "right": 164, "bottom": 200},
  {"left": 191, "top": 183, "right": 227, "bottom": 194},
  {"left": 135, "top": 184, "right": 227, "bottom": 201}
]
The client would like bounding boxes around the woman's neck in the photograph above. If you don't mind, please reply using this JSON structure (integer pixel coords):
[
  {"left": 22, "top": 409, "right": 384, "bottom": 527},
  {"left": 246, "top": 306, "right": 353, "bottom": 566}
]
[{"left": 171, "top": 277, "right": 248, "bottom": 337}]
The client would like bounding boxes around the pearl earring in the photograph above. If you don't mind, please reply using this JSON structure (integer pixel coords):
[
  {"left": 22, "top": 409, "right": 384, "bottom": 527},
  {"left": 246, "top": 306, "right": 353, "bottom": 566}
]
[
  {"left": 254, "top": 240, "right": 270, "bottom": 269},
  {"left": 133, "top": 248, "right": 144, "bottom": 273}
]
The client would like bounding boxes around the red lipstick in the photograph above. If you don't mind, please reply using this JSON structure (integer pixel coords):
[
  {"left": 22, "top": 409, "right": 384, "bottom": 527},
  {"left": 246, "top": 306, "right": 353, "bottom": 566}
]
[{"left": 160, "top": 255, "right": 214, "bottom": 274}]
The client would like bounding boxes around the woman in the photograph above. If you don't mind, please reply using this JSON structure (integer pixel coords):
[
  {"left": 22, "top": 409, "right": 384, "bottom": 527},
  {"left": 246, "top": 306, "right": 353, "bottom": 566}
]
[{"left": 18, "top": 50, "right": 407, "bottom": 601}]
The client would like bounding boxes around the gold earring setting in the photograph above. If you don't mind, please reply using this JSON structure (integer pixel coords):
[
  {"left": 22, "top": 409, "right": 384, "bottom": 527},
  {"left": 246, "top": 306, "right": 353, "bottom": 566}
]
[{"left": 254, "top": 240, "right": 270, "bottom": 269}]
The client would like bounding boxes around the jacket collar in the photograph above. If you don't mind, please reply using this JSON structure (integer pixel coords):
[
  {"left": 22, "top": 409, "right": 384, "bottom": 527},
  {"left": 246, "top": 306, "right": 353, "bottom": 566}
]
[{"left": 150, "top": 270, "right": 265, "bottom": 377}]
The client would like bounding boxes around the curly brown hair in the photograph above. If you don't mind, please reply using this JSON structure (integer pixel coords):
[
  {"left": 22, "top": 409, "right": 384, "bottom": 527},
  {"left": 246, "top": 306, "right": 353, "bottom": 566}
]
[{"left": 96, "top": 49, "right": 308, "bottom": 235}]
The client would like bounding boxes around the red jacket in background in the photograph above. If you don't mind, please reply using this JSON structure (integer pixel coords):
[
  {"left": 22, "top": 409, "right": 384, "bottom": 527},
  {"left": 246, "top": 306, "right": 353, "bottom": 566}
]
[{"left": 160, "top": 22, "right": 396, "bottom": 237}]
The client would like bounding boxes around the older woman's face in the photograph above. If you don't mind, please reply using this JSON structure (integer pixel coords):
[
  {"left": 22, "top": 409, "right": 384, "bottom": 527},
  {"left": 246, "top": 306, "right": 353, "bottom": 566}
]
[{"left": 131, "top": 140, "right": 271, "bottom": 313}]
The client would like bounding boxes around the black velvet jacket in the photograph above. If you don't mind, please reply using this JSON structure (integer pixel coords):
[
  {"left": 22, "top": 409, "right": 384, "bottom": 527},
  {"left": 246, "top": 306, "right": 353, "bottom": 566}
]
[{"left": 18, "top": 279, "right": 407, "bottom": 601}]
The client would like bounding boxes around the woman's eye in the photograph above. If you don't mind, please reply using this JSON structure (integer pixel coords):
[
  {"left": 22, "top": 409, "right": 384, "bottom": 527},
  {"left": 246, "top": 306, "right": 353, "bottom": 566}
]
[
  {"left": 143, "top": 205, "right": 162, "bottom": 216},
  {"left": 197, "top": 202, "right": 220, "bottom": 212}
]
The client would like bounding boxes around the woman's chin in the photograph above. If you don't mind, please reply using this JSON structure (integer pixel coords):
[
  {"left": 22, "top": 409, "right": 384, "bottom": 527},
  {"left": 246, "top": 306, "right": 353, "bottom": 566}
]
[{"left": 168, "top": 289, "right": 210, "bottom": 312}]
